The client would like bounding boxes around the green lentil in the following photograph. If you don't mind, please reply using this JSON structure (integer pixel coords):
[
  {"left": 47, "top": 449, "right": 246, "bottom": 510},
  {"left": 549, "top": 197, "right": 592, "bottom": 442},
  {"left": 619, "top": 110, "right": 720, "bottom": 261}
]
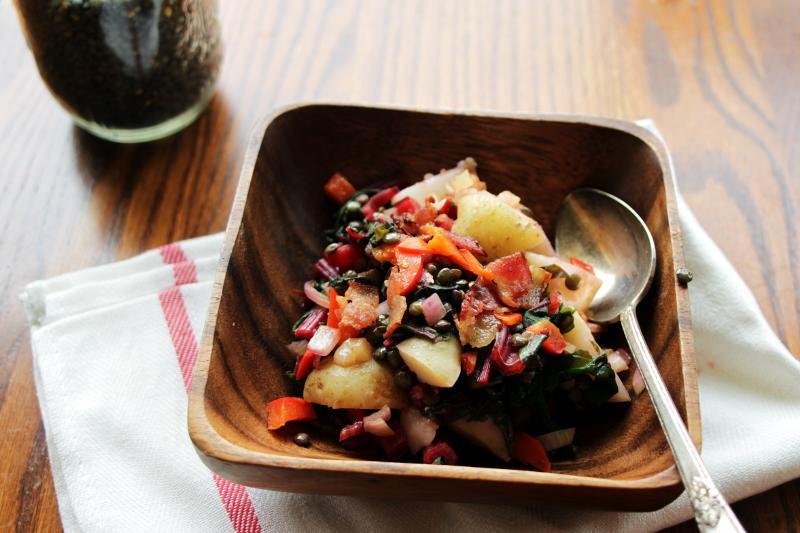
[
  {"left": 433, "top": 319, "right": 451, "bottom": 332},
  {"left": 510, "top": 333, "right": 529, "bottom": 348},
  {"left": 451, "top": 290, "right": 465, "bottom": 307},
  {"left": 293, "top": 433, "right": 311, "bottom": 447},
  {"left": 436, "top": 268, "right": 458, "bottom": 285},
  {"left": 382, "top": 232, "right": 402, "bottom": 245},
  {"left": 373, "top": 346, "right": 388, "bottom": 361},
  {"left": 393, "top": 370, "right": 413, "bottom": 389},
  {"left": 344, "top": 200, "right": 362, "bottom": 215},
  {"left": 565, "top": 273, "right": 582, "bottom": 290},
  {"left": 386, "top": 348, "right": 403, "bottom": 369}
]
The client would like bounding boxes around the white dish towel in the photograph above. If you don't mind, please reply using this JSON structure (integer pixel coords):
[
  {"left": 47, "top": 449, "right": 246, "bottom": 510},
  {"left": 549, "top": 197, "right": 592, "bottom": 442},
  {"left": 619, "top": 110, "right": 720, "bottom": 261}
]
[{"left": 24, "top": 142, "right": 800, "bottom": 533}]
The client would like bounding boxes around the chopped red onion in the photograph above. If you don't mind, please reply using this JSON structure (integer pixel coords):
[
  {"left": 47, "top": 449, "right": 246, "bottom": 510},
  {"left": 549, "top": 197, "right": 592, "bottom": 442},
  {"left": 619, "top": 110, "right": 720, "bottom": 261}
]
[
  {"left": 536, "top": 427, "right": 576, "bottom": 451},
  {"left": 421, "top": 293, "right": 447, "bottom": 326},
  {"left": 615, "top": 347, "right": 632, "bottom": 365},
  {"left": 304, "top": 281, "right": 330, "bottom": 308},
  {"left": 339, "top": 420, "right": 365, "bottom": 442},
  {"left": 307, "top": 325, "right": 340, "bottom": 356},
  {"left": 632, "top": 367, "right": 645, "bottom": 396},
  {"left": 400, "top": 407, "right": 439, "bottom": 453},
  {"left": 606, "top": 350, "right": 629, "bottom": 373},
  {"left": 364, "top": 406, "right": 395, "bottom": 437},
  {"left": 286, "top": 340, "right": 308, "bottom": 357},
  {"left": 376, "top": 299, "right": 390, "bottom": 316},
  {"left": 314, "top": 258, "right": 339, "bottom": 280}
]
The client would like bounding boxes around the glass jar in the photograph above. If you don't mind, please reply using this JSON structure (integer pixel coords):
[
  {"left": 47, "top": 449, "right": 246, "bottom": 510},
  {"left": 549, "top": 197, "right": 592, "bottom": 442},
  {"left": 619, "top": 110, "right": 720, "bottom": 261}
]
[{"left": 14, "top": 0, "right": 222, "bottom": 143}]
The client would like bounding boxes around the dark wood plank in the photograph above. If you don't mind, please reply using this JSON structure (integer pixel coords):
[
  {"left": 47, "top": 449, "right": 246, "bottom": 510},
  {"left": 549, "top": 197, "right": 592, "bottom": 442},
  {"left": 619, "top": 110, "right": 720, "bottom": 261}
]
[{"left": 1, "top": 0, "right": 797, "bottom": 530}]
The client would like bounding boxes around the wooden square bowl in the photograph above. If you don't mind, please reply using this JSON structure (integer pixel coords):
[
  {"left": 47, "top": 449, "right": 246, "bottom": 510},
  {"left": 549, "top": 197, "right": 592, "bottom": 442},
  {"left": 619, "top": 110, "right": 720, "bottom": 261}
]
[{"left": 188, "top": 104, "right": 699, "bottom": 511}]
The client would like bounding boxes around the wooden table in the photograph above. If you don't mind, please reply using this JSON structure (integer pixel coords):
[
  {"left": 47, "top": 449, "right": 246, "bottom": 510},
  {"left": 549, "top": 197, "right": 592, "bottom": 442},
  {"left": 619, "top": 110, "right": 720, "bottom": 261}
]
[{"left": 1, "top": 0, "right": 797, "bottom": 530}]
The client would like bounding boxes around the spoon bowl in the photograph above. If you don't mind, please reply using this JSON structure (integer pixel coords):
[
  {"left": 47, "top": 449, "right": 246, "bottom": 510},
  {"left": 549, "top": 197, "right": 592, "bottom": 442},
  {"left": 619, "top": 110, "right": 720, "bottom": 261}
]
[{"left": 555, "top": 188, "right": 656, "bottom": 324}]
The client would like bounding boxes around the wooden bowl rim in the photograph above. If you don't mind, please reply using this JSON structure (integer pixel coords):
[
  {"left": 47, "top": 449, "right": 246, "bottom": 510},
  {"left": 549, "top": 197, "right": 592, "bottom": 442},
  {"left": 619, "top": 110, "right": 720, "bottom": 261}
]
[{"left": 188, "top": 102, "right": 700, "bottom": 500}]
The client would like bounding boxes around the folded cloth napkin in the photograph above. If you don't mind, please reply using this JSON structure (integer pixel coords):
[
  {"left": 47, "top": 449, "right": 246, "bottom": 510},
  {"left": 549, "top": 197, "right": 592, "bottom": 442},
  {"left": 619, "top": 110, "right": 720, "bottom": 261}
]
[{"left": 24, "top": 148, "right": 800, "bottom": 532}]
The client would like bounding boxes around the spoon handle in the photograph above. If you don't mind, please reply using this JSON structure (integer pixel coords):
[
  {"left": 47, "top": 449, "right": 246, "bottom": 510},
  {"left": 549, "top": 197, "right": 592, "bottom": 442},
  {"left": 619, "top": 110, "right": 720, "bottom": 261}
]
[{"left": 620, "top": 307, "right": 744, "bottom": 532}]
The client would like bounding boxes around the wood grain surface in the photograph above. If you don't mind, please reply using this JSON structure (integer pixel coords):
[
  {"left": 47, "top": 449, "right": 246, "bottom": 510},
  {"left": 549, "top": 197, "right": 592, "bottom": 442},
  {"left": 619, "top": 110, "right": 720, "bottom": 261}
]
[{"left": 0, "top": 0, "right": 797, "bottom": 530}]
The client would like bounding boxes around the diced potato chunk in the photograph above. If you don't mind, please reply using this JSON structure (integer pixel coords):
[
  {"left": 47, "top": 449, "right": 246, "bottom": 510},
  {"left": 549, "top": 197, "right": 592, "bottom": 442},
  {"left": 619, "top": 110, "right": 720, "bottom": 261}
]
[
  {"left": 448, "top": 418, "right": 511, "bottom": 461},
  {"left": 303, "top": 358, "right": 406, "bottom": 409},
  {"left": 453, "top": 191, "right": 553, "bottom": 260},
  {"left": 396, "top": 336, "right": 462, "bottom": 388},
  {"left": 333, "top": 337, "right": 373, "bottom": 367},
  {"left": 563, "top": 311, "right": 602, "bottom": 356},
  {"left": 525, "top": 252, "right": 602, "bottom": 314}
]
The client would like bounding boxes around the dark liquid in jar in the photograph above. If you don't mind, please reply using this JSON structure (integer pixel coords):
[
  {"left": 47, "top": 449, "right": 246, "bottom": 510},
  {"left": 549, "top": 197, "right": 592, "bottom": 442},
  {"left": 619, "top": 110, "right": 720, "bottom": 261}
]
[{"left": 16, "top": 0, "right": 222, "bottom": 130}]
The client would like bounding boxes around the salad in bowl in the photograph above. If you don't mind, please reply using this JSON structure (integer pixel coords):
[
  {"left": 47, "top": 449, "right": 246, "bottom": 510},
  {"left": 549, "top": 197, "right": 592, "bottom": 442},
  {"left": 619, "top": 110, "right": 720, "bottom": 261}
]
[{"left": 267, "top": 158, "right": 638, "bottom": 471}]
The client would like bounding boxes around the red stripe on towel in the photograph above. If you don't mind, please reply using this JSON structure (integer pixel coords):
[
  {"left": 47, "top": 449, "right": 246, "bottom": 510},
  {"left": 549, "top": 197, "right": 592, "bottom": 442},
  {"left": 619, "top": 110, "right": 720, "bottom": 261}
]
[
  {"left": 214, "top": 475, "right": 263, "bottom": 533},
  {"left": 160, "top": 243, "right": 197, "bottom": 285},
  {"left": 159, "top": 243, "right": 263, "bottom": 533},
  {"left": 160, "top": 243, "right": 189, "bottom": 265},
  {"left": 158, "top": 287, "right": 199, "bottom": 391}
]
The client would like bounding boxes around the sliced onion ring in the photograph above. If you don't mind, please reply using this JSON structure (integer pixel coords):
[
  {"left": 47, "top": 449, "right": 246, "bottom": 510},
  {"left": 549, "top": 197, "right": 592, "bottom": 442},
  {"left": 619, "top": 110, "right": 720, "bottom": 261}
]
[{"left": 304, "top": 281, "right": 330, "bottom": 308}]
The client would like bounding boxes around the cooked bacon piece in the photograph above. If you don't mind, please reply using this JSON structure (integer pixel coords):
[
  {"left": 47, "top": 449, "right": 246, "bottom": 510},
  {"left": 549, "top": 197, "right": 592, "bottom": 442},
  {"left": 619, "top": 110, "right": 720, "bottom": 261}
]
[
  {"left": 455, "top": 279, "right": 501, "bottom": 348},
  {"left": 338, "top": 282, "right": 379, "bottom": 339},
  {"left": 486, "top": 252, "right": 539, "bottom": 308}
]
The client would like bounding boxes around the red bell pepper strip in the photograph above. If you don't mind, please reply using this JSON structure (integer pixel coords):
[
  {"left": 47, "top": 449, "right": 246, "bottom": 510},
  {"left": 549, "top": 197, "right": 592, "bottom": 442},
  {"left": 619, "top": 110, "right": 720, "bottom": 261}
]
[
  {"left": 422, "top": 440, "right": 458, "bottom": 465},
  {"left": 569, "top": 256, "right": 595, "bottom": 274},
  {"left": 294, "top": 349, "right": 320, "bottom": 380},
  {"left": 495, "top": 312, "right": 523, "bottom": 327},
  {"left": 266, "top": 396, "right": 316, "bottom": 430},
  {"left": 421, "top": 225, "right": 486, "bottom": 257},
  {"left": 548, "top": 291, "right": 562, "bottom": 315},
  {"left": 294, "top": 307, "right": 327, "bottom": 339},
  {"left": 394, "top": 197, "right": 420, "bottom": 215},
  {"left": 327, "top": 287, "right": 341, "bottom": 327},
  {"left": 323, "top": 173, "right": 356, "bottom": 205},
  {"left": 461, "top": 351, "right": 478, "bottom": 376},
  {"left": 526, "top": 319, "right": 567, "bottom": 355},
  {"left": 426, "top": 233, "right": 494, "bottom": 280},
  {"left": 511, "top": 431, "right": 551, "bottom": 472},
  {"left": 361, "top": 186, "right": 400, "bottom": 217},
  {"left": 395, "top": 236, "right": 430, "bottom": 255},
  {"left": 389, "top": 251, "right": 424, "bottom": 296}
]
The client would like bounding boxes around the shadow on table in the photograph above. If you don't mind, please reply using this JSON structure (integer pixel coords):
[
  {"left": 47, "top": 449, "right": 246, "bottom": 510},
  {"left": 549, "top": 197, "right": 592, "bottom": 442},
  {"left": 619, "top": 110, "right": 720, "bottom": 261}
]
[{"left": 69, "top": 92, "right": 235, "bottom": 253}]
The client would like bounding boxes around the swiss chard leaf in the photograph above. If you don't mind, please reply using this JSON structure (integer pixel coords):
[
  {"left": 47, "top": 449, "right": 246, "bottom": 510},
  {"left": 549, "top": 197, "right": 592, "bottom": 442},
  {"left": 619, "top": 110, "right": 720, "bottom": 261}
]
[{"left": 545, "top": 352, "right": 618, "bottom": 410}]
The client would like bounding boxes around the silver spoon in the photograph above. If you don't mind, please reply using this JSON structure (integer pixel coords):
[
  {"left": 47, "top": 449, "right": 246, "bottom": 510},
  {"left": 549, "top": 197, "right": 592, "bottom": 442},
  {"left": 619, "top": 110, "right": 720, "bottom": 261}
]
[{"left": 555, "top": 188, "right": 744, "bottom": 532}]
